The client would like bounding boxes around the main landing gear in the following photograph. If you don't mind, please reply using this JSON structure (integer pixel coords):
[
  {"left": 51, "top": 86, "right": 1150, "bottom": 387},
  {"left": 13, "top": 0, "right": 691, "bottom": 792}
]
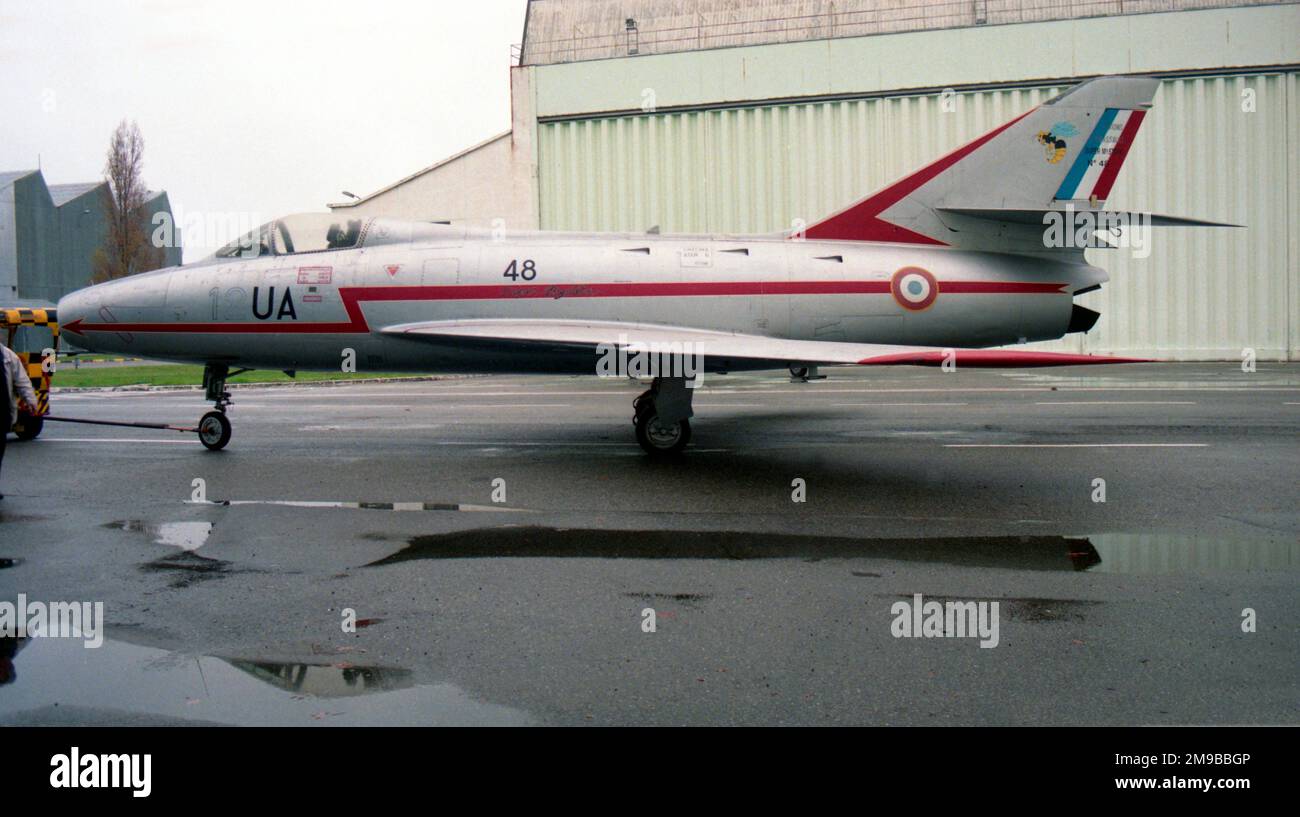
[
  {"left": 198, "top": 362, "right": 233, "bottom": 451},
  {"left": 789, "top": 364, "right": 825, "bottom": 382},
  {"left": 632, "top": 376, "right": 695, "bottom": 456}
]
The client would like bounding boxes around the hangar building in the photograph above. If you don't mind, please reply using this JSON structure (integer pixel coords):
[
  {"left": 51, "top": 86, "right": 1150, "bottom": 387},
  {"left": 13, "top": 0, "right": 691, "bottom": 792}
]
[
  {"left": 0, "top": 168, "right": 181, "bottom": 307},
  {"left": 329, "top": 0, "right": 1299, "bottom": 360}
]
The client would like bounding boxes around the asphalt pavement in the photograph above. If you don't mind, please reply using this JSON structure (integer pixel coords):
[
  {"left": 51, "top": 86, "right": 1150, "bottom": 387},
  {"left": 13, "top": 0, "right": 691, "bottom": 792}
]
[{"left": 0, "top": 362, "right": 1296, "bottom": 725}]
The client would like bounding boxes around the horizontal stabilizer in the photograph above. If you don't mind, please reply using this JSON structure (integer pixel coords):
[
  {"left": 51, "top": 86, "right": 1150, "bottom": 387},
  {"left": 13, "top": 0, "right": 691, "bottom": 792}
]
[
  {"left": 382, "top": 319, "right": 1146, "bottom": 369},
  {"left": 937, "top": 207, "right": 1243, "bottom": 228}
]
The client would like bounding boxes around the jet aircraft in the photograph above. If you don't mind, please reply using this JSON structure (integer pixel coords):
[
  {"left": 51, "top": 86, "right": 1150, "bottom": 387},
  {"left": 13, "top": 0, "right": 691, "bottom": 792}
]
[{"left": 57, "top": 76, "right": 1234, "bottom": 455}]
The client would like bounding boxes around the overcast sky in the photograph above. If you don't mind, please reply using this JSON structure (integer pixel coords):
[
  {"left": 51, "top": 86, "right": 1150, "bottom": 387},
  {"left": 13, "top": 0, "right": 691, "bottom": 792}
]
[{"left": 0, "top": 0, "right": 529, "bottom": 258}]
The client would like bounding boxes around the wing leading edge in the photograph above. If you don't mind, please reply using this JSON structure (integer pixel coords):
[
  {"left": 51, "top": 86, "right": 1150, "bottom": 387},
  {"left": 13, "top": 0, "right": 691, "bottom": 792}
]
[{"left": 380, "top": 319, "right": 1146, "bottom": 368}]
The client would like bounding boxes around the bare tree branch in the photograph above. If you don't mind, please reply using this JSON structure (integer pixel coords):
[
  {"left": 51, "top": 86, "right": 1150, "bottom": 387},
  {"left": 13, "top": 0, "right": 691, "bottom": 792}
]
[{"left": 93, "top": 119, "right": 165, "bottom": 282}]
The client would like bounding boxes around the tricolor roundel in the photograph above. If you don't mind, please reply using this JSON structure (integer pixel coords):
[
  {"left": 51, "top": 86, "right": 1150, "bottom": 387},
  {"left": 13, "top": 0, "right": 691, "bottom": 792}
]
[{"left": 891, "top": 266, "right": 938, "bottom": 311}]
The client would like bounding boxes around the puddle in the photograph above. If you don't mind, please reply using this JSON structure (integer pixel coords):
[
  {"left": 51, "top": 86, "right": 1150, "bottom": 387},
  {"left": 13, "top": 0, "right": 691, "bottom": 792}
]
[
  {"left": 368, "top": 526, "right": 1299, "bottom": 575},
  {"left": 0, "top": 636, "right": 534, "bottom": 726},
  {"left": 105, "top": 520, "right": 213, "bottom": 551}
]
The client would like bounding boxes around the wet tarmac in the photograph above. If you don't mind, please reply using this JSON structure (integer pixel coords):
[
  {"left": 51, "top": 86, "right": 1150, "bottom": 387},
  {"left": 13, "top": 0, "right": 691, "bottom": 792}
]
[{"left": 1, "top": 363, "right": 1297, "bottom": 725}]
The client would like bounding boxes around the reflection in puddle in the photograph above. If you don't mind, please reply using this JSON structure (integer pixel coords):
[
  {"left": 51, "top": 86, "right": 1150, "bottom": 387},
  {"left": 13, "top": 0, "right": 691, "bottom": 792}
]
[
  {"left": 368, "top": 526, "right": 1299, "bottom": 575},
  {"left": 1, "top": 636, "right": 29, "bottom": 686},
  {"left": 0, "top": 636, "right": 533, "bottom": 726},
  {"left": 369, "top": 527, "right": 1100, "bottom": 571},
  {"left": 138, "top": 551, "right": 243, "bottom": 589},
  {"left": 0, "top": 512, "right": 50, "bottom": 524},
  {"left": 1086, "top": 533, "right": 1299, "bottom": 574},
  {"left": 0, "top": 557, "right": 19, "bottom": 570},
  {"left": 105, "top": 520, "right": 213, "bottom": 551},
  {"left": 225, "top": 660, "right": 411, "bottom": 697}
]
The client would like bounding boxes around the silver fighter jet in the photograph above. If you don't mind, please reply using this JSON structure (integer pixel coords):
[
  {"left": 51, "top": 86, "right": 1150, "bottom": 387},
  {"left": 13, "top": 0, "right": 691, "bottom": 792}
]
[{"left": 57, "top": 76, "right": 1234, "bottom": 455}]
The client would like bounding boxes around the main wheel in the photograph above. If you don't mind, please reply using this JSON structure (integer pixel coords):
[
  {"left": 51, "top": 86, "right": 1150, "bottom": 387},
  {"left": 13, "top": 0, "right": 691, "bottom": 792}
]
[
  {"left": 789, "top": 364, "right": 810, "bottom": 380},
  {"left": 13, "top": 415, "right": 43, "bottom": 441},
  {"left": 198, "top": 411, "right": 232, "bottom": 451},
  {"left": 634, "top": 409, "right": 691, "bottom": 456}
]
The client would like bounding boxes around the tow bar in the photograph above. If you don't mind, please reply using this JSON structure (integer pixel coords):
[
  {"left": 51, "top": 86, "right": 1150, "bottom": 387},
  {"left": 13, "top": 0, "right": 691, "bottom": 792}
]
[
  {"left": 38, "top": 363, "right": 239, "bottom": 450},
  {"left": 43, "top": 416, "right": 199, "bottom": 435}
]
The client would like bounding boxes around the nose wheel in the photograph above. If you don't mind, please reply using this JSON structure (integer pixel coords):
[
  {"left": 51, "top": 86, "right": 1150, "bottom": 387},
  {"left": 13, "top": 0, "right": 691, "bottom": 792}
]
[
  {"left": 198, "top": 411, "right": 232, "bottom": 451},
  {"left": 199, "top": 362, "right": 235, "bottom": 451}
]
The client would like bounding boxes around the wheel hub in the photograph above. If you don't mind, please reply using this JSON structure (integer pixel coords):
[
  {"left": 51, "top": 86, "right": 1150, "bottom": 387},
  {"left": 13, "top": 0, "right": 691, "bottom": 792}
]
[{"left": 644, "top": 417, "right": 681, "bottom": 448}]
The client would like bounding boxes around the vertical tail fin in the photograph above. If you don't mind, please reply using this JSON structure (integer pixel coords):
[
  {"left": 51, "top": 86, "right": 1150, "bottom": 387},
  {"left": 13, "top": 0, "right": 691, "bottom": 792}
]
[
  {"left": 801, "top": 76, "right": 1160, "bottom": 248},
  {"left": 1045, "top": 79, "right": 1157, "bottom": 205}
]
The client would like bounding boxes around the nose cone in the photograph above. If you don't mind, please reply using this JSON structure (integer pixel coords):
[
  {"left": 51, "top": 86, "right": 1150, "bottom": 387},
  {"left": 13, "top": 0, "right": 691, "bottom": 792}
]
[{"left": 56, "top": 286, "right": 96, "bottom": 348}]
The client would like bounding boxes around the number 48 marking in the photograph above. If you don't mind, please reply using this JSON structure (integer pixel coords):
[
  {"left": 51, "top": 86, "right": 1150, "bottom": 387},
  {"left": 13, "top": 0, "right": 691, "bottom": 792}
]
[{"left": 503, "top": 259, "right": 537, "bottom": 281}]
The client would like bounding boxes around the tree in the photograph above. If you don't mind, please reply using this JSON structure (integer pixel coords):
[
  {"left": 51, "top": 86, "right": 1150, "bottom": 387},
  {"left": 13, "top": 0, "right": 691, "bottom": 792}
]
[{"left": 91, "top": 120, "right": 165, "bottom": 282}]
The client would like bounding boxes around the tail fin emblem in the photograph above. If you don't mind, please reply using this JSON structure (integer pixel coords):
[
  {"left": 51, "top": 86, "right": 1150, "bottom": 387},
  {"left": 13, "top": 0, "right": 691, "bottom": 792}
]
[{"left": 1036, "top": 121, "right": 1078, "bottom": 164}]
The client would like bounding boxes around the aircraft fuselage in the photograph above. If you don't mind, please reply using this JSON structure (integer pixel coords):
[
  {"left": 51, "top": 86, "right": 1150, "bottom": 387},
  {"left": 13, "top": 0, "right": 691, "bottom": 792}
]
[{"left": 58, "top": 221, "right": 1105, "bottom": 375}]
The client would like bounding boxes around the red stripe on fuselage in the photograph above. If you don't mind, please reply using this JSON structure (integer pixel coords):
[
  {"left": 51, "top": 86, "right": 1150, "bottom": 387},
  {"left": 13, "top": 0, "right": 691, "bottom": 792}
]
[{"left": 64, "top": 279, "right": 1068, "bottom": 335}]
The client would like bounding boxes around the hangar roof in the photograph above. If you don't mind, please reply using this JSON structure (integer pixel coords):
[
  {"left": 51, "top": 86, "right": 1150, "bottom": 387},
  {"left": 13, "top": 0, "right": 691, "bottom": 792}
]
[
  {"left": 520, "top": 0, "right": 1277, "bottom": 65},
  {"left": 48, "top": 181, "right": 106, "bottom": 205},
  {"left": 328, "top": 131, "right": 510, "bottom": 209},
  {"left": 0, "top": 170, "right": 38, "bottom": 191}
]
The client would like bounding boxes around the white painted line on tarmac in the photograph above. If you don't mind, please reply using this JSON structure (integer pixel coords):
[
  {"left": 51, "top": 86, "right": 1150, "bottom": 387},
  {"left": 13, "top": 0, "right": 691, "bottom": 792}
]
[
  {"left": 435, "top": 403, "right": 573, "bottom": 409},
  {"left": 430, "top": 441, "right": 635, "bottom": 447},
  {"left": 833, "top": 402, "right": 970, "bottom": 407},
  {"left": 737, "top": 387, "right": 1300, "bottom": 395},
  {"left": 1034, "top": 401, "right": 1197, "bottom": 405},
  {"left": 185, "top": 499, "right": 528, "bottom": 512},
  {"left": 946, "top": 442, "right": 1206, "bottom": 450}
]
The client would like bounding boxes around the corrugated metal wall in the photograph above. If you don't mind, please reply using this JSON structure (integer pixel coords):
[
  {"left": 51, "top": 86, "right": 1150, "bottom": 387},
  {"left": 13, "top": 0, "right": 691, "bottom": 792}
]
[{"left": 537, "top": 73, "right": 1297, "bottom": 359}]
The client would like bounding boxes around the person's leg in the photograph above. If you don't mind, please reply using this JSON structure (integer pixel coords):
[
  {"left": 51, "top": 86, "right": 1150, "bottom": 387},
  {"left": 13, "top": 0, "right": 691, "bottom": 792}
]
[{"left": 0, "top": 418, "right": 7, "bottom": 496}]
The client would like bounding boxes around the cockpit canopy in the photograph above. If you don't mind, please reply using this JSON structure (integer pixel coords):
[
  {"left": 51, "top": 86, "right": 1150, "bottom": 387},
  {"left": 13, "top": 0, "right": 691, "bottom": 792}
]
[{"left": 212, "top": 213, "right": 373, "bottom": 259}]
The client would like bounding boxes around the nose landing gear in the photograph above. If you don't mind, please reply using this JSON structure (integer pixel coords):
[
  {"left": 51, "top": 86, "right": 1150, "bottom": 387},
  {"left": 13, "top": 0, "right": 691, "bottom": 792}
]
[
  {"left": 44, "top": 360, "right": 242, "bottom": 449},
  {"left": 198, "top": 362, "right": 234, "bottom": 451},
  {"left": 632, "top": 376, "right": 695, "bottom": 456}
]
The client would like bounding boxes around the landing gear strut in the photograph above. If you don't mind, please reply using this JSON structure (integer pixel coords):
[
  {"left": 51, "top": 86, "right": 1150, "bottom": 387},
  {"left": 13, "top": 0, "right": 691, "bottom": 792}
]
[
  {"left": 198, "top": 362, "right": 233, "bottom": 451},
  {"left": 789, "top": 364, "right": 825, "bottom": 382},
  {"left": 632, "top": 376, "right": 694, "bottom": 456}
]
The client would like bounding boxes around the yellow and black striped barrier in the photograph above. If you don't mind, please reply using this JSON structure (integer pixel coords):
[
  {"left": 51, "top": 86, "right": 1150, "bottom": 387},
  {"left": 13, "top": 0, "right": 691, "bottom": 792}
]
[
  {"left": 3, "top": 306, "right": 59, "bottom": 439},
  {"left": 1, "top": 306, "right": 58, "bottom": 327}
]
